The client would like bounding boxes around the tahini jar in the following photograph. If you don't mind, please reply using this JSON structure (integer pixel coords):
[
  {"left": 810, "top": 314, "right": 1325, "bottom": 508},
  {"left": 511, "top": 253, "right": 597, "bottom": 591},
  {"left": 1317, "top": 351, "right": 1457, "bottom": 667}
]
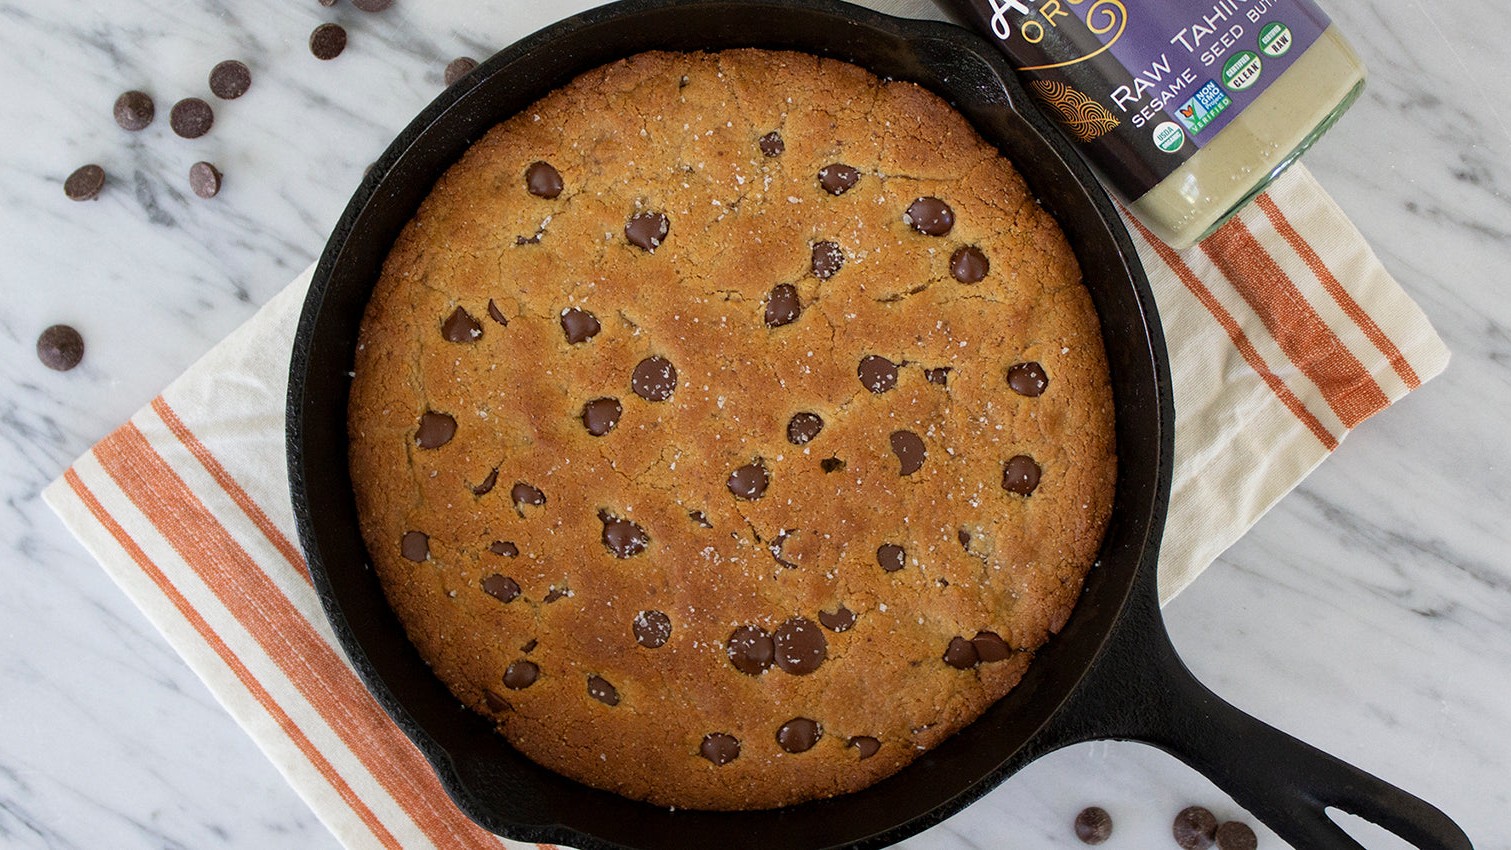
[{"left": 941, "top": 0, "right": 1365, "bottom": 248}]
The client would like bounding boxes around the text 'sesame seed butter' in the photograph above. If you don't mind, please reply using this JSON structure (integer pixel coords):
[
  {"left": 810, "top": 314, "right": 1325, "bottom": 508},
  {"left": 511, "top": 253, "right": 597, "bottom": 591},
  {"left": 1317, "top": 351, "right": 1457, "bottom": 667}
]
[{"left": 943, "top": 0, "right": 1365, "bottom": 247}]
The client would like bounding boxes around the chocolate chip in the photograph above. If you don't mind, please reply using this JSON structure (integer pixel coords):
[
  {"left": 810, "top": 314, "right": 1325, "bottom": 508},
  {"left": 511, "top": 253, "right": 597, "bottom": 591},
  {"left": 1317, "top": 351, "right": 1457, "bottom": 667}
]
[
  {"left": 209, "top": 60, "right": 251, "bottom": 100},
  {"left": 758, "top": 131, "right": 786, "bottom": 157},
  {"left": 482, "top": 689, "right": 511, "bottom": 713},
  {"left": 444, "top": 56, "right": 478, "bottom": 87},
  {"left": 350, "top": 0, "right": 391, "bottom": 10},
  {"left": 726, "top": 625, "right": 774, "bottom": 675},
  {"left": 113, "top": 90, "right": 154, "bottom": 131},
  {"left": 169, "top": 97, "right": 214, "bottom": 138},
  {"left": 777, "top": 718, "right": 820, "bottom": 753},
  {"left": 726, "top": 461, "right": 769, "bottom": 501},
  {"left": 526, "top": 161, "right": 564, "bottom": 199},
  {"left": 633, "top": 610, "right": 672, "bottom": 648},
  {"left": 1007, "top": 361, "right": 1049, "bottom": 397},
  {"left": 487, "top": 299, "right": 508, "bottom": 326},
  {"left": 631, "top": 356, "right": 677, "bottom": 401},
  {"left": 943, "top": 249, "right": 988, "bottom": 288},
  {"left": 787, "top": 412, "right": 824, "bottom": 445},
  {"left": 1173, "top": 806, "right": 1219, "bottom": 850},
  {"left": 625, "top": 211, "right": 669, "bottom": 251},
  {"left": 818, "top": 163, "right": 860, "bottom": 195},
  {"left": 442, "top": 306, "right": 482, "bottom": 342},
  {"left": 482, "top": 574, "right": 520, "bottom": 603},
  {"left": 588, "top": 675, "right": 619, "bottom": 706},
  {"left": 543, "top": 585, "right": 568, "bottom": 603},
  {"left": 488, "top": 540, "right": 518, "bottom": 557},
  {"left": 511, "top": 482, "right": 546, "bottom": 509},
  {"left": 811, "top": 240, "right": 844, "bottom": 279},
  {"left": 943, "top": 636, "right": 979, "bottom": 669},
  {"left": 858, "top": 355, "right": 899, "bottom": 393},
  {"left": 559, "top": 307, "right": 600, "bottom": 344},
  {"left": 925, "top": 367, "right": 951, "bottom": 386},
  {"left": 700, "top": 733, "right": 740, "bottom": 765},
  {"left": 818, "top": 606, "right": 855, "bottom": 632},
  {"left": 471, "top": 467, "right": 498, "bottom": 496},
  {"left": 849, "top": 736, "right": 880, "bottom": 759},
  {"left": 889, "top": 431, "right": 926, "bottom": 476},
  {"left": 973, "top": 631, "right": 1011, "bottom": 662},
  {"left": 1075, "top": 806, "right": 1113, "bottom": 844},
  {"left": 188, "top": 162, "right": 222, "bottom": 199},
  {"left": 309, "top": 23, "right": 347, "bottom": 60},
  {"left": 904, "top": 196, "right": 954, "bottom": 236},
  {"left": 600, "top": 512, "right": 649, "bottom": 558},
  {"left": 503, "top": 660, "right": 539, "bottom": 690},
  {"left": 415, "top": 411, "right": 456, "bottom": 448},
  {"left": 400, "top": 531, "right": 429, "bottom": 562},
  {"left": 581, "top": 397, "right": 622, "bottom": 436},
  {"left": 36, "top": 325, "right": 85, "bottom": 371},
  {"left": 64, "top": 165, "right": 105, "bottom": 201},
  {"left": 689, "top": 510, "right": 713, "bottom": 528},
  {"left": 1002, "top": 455, "right": 1042, "bottom": 495},
  {"left": 774, "top": 616, "right": 827, "bottom": 675},
  {"left": 820, "top": 457, "right": 846, "bottom": 473},
  {"left": 876, "top": 544, "right": 906, "bottom": 573},
  {"left": 1215, "top": 821, "right": 1257, "bottom": 850},
  {"left": 520, "top": 638, "right": 537, "bottom": 653},
  {"left": 764, "top": 284, "right": 802, "bottom": 327}
]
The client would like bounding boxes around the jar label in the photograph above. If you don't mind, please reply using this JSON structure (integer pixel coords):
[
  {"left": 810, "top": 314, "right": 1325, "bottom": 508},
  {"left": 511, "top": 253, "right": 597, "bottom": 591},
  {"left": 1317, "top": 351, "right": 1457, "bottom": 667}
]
[{"left": 951, "top": 0, "right": 1331, "bottom": 198}]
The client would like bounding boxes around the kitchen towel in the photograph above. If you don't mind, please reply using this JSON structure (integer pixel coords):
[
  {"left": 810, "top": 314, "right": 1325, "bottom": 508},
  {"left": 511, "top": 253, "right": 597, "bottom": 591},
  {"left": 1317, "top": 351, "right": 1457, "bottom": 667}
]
[{"left": 43, "top": 151, "right": 1448, "bottom": 850}]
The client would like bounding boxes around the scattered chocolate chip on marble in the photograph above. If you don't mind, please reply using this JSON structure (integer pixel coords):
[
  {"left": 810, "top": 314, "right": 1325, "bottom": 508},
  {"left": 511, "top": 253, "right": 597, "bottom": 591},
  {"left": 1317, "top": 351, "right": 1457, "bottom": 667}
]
[
  {"left": 587, "top": 675, "right": 620, "bottom": 706},
  {"left": 787, "top": 412, "right": 824, "bottom": 445},
  {"left": 189, "top": 161, "right": 222, "bottom": 199},
  {"left": 726, "top": 460, "right": 769, "bottom": 501},
  {"left": 727, "top": 625, "right": 774, "bottom": 675},
  {"left": 759, "top": 131, "right": 785, "bottom": 157},
  {"left": 444, "top": 56, "right": 478, "bottom": 87},
  {"left": 64, "top": 165, "right": 106, "bottom": 201},
  {"left": 876, "top": 543, "right": 906, "bottom": 573},
  {"left": 633, "top": 609, "right": 672, "bottom": 648},
  {"left": 488, "top": 540, "right": 518, "bottom": 557},
  {"left": 1002, "top": 454, "right": 1042, "bottom": 496},
  {"left": 400, "top": 531, "right": 429, "bottom": 562},
  {"left": 1074, "top": 806, "right": 1113, "bottom": 844},
  {"left": 972, "top": 631, "right": 1012, "bottom": 662},
  {"left": 818, "top": 163, "right": 860, "bottom": 195},
  {"left": 777, "top": 717, "right": 820, "bottom": 753},
  {"left": 526, "top": 160, "right": 563, "bottom": 199},
  {"left": 309, "top": 23, "right": 347, "bottom": 60},
  {"left": 350, "top": 0, "right": 392, "bottom": 11},
  {"left": 773, "top": 616, "right": 827, "bottom": 675},
  {"left": 113, "top": 90, "right": 154, "bottom": 131},
  {"left": 849, "top": 736, "right": 881, "bottom": 759},
  {"left": 904, "top": 196, "right": 955, "bottom": 236},
  {"left": 209, "top": 60, "right": 251, "bottom": 100},
  {"left": 1215, "top": 821, "right": 1257, "bottom": 850},
  {"left": 700, "top": 733, "right": 740, "bottom": 765},
  {"left": 559, "top": 307, "right": 600, "bottom": 344},
  {"left": 1173, "top": 806, "right": 1219, "bottom": 850},
  {"left": 950, "top": 245, "right": 989, "bottom": 283},
  {"left": 631, "top": 355, "right": 677, "bottom": 401},
  {"left": 811, "top": 240, "right": 844, "bottom": 279},
  {"left": 818, "top": 605, "right": 856, "bottom": 632},
  {"left": 581, "top": 397, "right": 623, "bottom": 436},
  {"left": 943, "top": 636, "right": 980, "bottom": 669},
  {"left": 625, "top": 210, "right": 669, "bottom": 251},
  {"left": 169, "top": 97, "right": 214, "bottom": 138},
  {"left": 481, "top": 574, "right": 520, "bottom": 603},
  {"left": 414, "top": 411, "right": 456, "bottom": 448},
  {"left": 442, "top": 305, "right": 482, "bottom": 342},
  {"left": 889, "top": 430, "right": 926, "bottom": 476},
  {"left": 1007, "top": 361, "right": 1049, "bottom": 397},
  {"left": 764, "top": 283, "right": 802, "bottom": 327},
  {"left": 600, "top": 511, "right": 649, "bottom": 558},
  {"left": 858, "top": 355, "right": 899, "bottom": 393},
  {"left": 503, "top": 659, "right": 539, "bottom": 690},
  {"left": 36, "top": 324, "right": 85, "bottom": 371}
]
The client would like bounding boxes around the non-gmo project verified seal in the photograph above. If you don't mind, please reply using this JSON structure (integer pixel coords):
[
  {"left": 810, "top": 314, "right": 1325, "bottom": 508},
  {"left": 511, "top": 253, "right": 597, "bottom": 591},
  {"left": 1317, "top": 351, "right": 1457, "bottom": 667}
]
[{"left": 1175, "top": 80, "right": 1232, "bottom": 136}]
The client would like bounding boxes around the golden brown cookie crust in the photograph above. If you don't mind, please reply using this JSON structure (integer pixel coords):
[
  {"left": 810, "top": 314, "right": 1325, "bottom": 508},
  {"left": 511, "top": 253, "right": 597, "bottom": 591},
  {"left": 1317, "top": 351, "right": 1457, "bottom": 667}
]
[{"left": 348, "top": 49, "right": 1115, "bottom": 810}]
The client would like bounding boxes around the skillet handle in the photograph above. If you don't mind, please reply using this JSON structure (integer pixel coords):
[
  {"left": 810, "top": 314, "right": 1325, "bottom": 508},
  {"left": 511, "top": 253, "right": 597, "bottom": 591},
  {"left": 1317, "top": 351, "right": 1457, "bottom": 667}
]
[{"left": 1038, "top": 591, "right": 1473, "bottom": 849}]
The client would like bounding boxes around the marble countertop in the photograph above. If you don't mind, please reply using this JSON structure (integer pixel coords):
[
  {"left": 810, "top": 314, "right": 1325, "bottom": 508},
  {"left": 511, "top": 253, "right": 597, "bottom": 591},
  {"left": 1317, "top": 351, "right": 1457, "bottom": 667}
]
[{"left": 2, "top": 0, "right": 1507, "bottom": 847}]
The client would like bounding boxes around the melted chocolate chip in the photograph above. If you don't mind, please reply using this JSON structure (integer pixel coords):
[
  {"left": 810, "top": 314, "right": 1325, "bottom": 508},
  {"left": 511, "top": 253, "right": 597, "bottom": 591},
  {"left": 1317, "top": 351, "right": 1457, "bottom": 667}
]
[
  {"left": 777, "top": 718, "right": 820, "bottom": 753},
  {"left": 1215, "top": 821, "right": 1257, "bottom": 850},
  {"left": 849, "top": 736, "right": 880, "bottom": 759},
  {"left": 631, "top": 356, "right": 677, "bottom": 401},
  {"left": 488, "top": 540, "right": 518, "bottom": 557},
  {"left": 818, "top": 163, "right": 860, "bottom": 195},
  {"left": 209, "top": 60, "right": 251, "bottom": 100},
  {"left": 773, "top": 617, "right": 827, "bottom": 675},
  {"left": 503, "top": 660, "right": 539, "bottom": 690},
  {"left": 1002, "top": 455, "right": 1042, "bottom": 495},
  {"left": 487, "top": 299, "right": 508, "bottom": 326},
  {"left": 481, "top": 574, "right": 520, "bottom": 603},
  {"left": 309, "top": 23, "right": 346, "bottom": 60},
  {"left": 811, "top": 240, "right": 844, "bottom": 279},
  {"left": 889, "top": 431, "right": 926, "bottom": 476},
  {"left": 525, "top": 161, "right": 564, "bottom": 199},
  {"left": 64, "top": 165, "right": 105, "bottom": 201},
  {"left": 1174, "top": 807, "right": 1219, "bottom": 850},
  {"left": 581, "top": 397, "right": 623, "bottom": 436},
  {"left": 820, "top": 457, "right": 846, "bottom": 473},
  {"left": 925, "top": 367, "right": 951, "bottom": 386},
  {"left": 587, "top": 675, "right": 619, "bottom": 706},
  {"left": 509, "top": 484, "right": 545, "bottom": 514},
  {"left": 943, "top": 636, "right": 980, "bottom": 669},
  {"left": 400, "top": 531, "right": 428, "bottom": 562},
  {"left": 444, "top": 56, "right": 478, "bottom": 87},
  {"left": 472, "top": 468, "right": 498, "bottom": 496},
  {"left": 820, "top": 606, "right": 857, "bottom": 632},
  {"left": 700, "top": 733, "right": 740, "bottom": 765},
  {"left": 559, "top": 308, "right": 600, "bottom": 344},
  {"left": 36, "top": 325, "right": 85, "bottom": 371},
  {"left": 1075, "top": 806, "right": 1113, "bottom": 844},
  {"left": 482, "top": 689, "right": 511, "bottom": 713},
  {"left": 169, "top": 97, "right": 214, "bottom": 138},
  {"left": 442, "top": 306, "right": 482, "bottom": 342},
  {"left": 188, "top": 162, "right": 222, "bottom": 199},
  {"left": 764, "top": 284, "right": 802, "bottom": 327},
  {"left": 876, "top": 544, "right": 906, "bottom": 573},
  {"left": 858, "top": 355, "right": 899, "bottom": 393},
  {"left": 726, "top": 461, "right": 769, "bottom": 501},
  {"left": 787, "top": 412, "right": 824, "bottom": 445},
  {"left": 633, "top": 610, "right": 672, "bottom": 648},
  {"left": 758, "top": 131, "right": 784, "bottom": 157},
  {"left": 726, "top": 625, "right": 774, "bottom": 675},
  {"left": 415, "top": 411, "right": 456, "bottom": 449},
  {"left": 904, "top": 196, "right": 954, "bottom": 236},
  {"left": 113, "top": 90, "right": 154, "bottom": 131},
  {"left": 972, "top": 631, "right": 1012, "bottom": 662},
  {"left": 625, "top": 211, "right": 669, "bottom": 251},
  {"left": 1007, "top": 361, "right": 1049, "bottom": 397},
  {"left": 600, "top": 512, "right": 649, "bottom": 558},
  {"left": 950, "top": 246, "right": 989, "bottom": 283}
]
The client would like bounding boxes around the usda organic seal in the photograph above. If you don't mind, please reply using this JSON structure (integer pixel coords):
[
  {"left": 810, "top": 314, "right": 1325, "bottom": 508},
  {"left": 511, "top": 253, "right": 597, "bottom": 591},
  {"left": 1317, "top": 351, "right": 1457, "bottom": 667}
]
[{"left": 1153, "top": 122, "right": 1186, "bottom": 154}]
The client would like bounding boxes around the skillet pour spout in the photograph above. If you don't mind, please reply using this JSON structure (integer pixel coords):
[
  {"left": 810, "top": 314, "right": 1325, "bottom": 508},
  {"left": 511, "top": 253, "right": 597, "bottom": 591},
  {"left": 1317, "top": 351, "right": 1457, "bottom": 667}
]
[{"left": 286, "top": 0, "right": 1474, "bottom": 847}]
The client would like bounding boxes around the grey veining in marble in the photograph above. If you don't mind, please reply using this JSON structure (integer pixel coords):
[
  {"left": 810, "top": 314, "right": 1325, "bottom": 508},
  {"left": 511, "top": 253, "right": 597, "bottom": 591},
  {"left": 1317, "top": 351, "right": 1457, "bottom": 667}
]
[{"left": 2, "top": 1, "right": 1508, "bottom": 848}]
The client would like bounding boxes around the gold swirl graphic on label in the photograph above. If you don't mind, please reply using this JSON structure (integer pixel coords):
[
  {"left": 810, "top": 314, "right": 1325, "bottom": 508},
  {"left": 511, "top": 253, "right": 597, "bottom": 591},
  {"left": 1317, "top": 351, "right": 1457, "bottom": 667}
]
[
  {"left": 1029, "top": 80, "right": 1121, "bottom": 143},
  {"left": 1020, "top": 0, "right": 1128, "bottom": 72}
]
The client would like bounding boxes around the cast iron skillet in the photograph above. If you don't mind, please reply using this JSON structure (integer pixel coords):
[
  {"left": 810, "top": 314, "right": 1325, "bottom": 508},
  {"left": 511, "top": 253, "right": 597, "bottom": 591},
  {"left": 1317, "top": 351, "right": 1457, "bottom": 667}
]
[{"left": 287, "top": 1, "right": 1473, "bottom": 847}]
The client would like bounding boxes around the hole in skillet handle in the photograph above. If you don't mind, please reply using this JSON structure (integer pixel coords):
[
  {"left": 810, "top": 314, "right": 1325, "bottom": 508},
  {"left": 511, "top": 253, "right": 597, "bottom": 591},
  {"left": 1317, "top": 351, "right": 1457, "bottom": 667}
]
[{"left": 288, "top": 1, "right": 1168, "bottom": 849}]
